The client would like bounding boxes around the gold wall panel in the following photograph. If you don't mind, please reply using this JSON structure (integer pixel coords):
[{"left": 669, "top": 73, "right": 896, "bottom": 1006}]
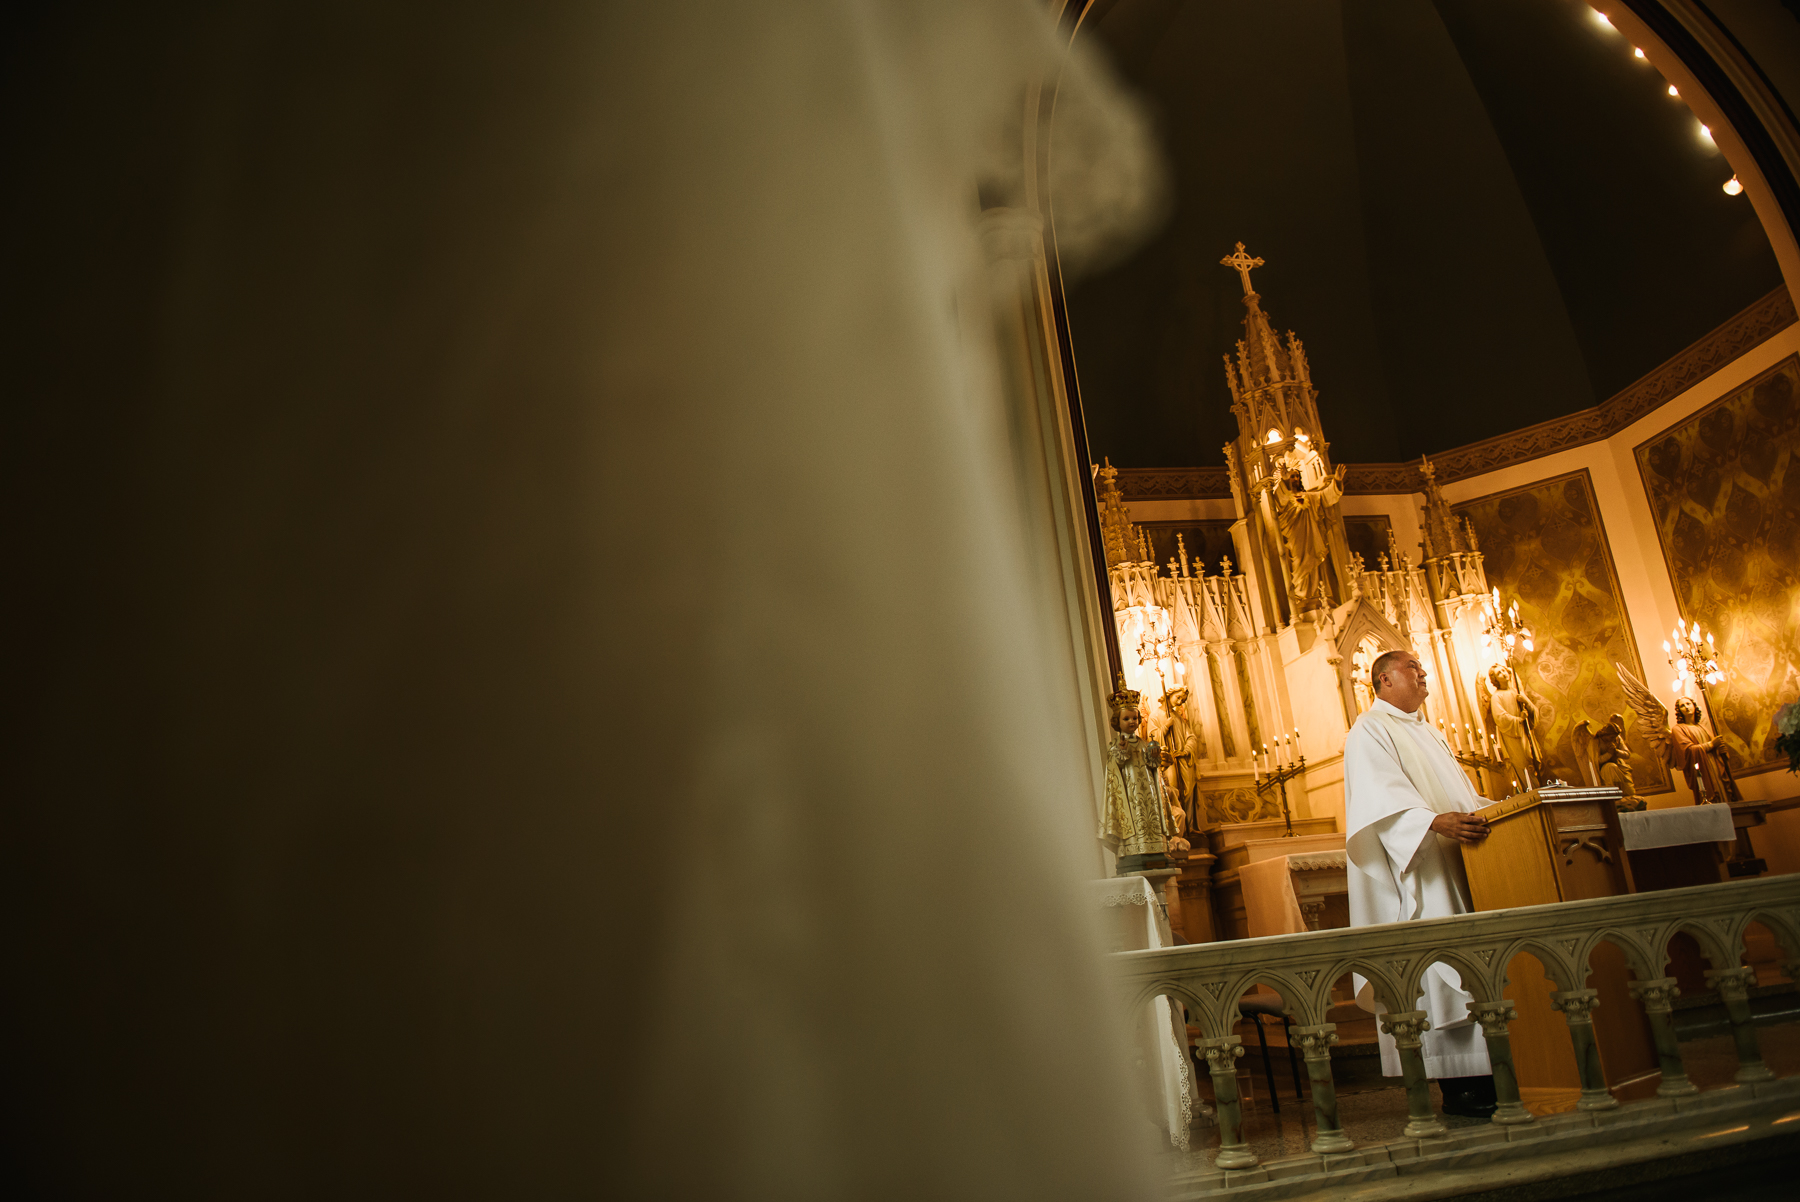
[
  {"left": 1636, "top": 356, "right": 1800, "bottom": 776},
  {"left": 1454, "top": 471, "right": 1672, "bottom": 792}
]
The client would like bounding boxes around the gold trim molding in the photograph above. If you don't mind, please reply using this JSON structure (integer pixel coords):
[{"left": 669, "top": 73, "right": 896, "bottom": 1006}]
[{"left": 1117, "top": 285, "right": 1796, "bottom": 501}]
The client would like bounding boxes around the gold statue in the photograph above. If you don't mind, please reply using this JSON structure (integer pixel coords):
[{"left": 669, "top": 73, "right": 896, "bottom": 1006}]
[
  {"left": 1159, "top": 686, "right": 1204, "bottom": 832},
  {"left": 1571, "top": 714, "right": 1642, "bottom": 810},
  {"left": 1261, "top": 457, "right": 1345, "bottom": 613},
  {"left": 1483, "top": 663, "right": 1543, "bottom": 791},
  {"left": 1616, "top": 663, "right": 1740, "bottom": 804},
  {"left": 1101, "top": 677, "right": 1171, "bottom": 863}
]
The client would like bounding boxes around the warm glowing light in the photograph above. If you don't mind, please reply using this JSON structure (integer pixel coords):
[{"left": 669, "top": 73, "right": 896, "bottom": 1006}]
[
  {"left": 1724, "top": 176, "right": 1744, "bottom": 195},
  {"left": 1700, "top": 123, "right": 1715, "bottom": 144},
  {"left": 1673, "top": 678, "right": 1683, "bottom": 692},
  {"left": 1662, "top": 640, "right": 1671, "bottom": 652},
  {"left": 1634, "top": 47, "right": 1646, "bottom": 59},
  {"left": 1266, "top": 428, "right": 1282, "bottom": 444},
  {"left": 1669, "top": 84, "right": 1680, "bottom": 97},
  {"left": 1591, "top": 10, "right": 1617, "bottom": 33}
]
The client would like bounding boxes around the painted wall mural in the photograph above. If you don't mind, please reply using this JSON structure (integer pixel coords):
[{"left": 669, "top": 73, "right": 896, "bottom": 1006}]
[
  {"left": 1636, "top": 356, "right": 1800, "bottom": 777},
  {"left": 1453, "top": 471, "right": 1672, "bottom": 793}
]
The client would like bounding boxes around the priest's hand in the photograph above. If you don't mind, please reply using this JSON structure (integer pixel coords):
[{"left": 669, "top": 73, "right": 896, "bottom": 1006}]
[{"left": 1430, "top": 811, "right": 1490, "bottom": 845}]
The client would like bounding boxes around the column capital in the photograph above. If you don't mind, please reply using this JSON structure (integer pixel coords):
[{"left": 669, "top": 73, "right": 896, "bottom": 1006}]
[
  {"left": 1199, "top": 1034, "right": 1245, "bottom": 1073},
  {"left": 1549, "top": 988, "right": 1601, "bottom": 1025},
  {"left": 1704, "top": 964, "right": 1756, "bottom": 1002},
  {"left": 1470, "top": 999, "right": 1518, "bottom": 1036},
  {"left": 1289, "top": 1022, "right": 1340, "bottom": 1060},
  {"left": 1378, "top": 1009, "right": 1432, "bottom": 1049},
  {"left": 1627, "top": 976, "right": 1681, "bottom": 1013}
]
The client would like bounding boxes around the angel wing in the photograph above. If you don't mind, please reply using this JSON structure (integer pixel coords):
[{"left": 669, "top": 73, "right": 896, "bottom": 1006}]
[
  {"left": 1614, "top": 661, "right": 1670, "bottom": 755},
  {"left": 1570, "top": 720, "right": 1600, "bottom": 787}
]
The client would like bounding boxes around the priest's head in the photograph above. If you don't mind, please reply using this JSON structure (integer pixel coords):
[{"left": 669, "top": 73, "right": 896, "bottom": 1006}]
[{"left": 1371, "top": 649, "right": 1429, "bottom": 713}]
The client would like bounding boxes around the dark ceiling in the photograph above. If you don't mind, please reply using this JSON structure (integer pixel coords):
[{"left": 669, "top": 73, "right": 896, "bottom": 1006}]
[{"left": 1065, "top": 0, "right": 1788, "bottom": 468}]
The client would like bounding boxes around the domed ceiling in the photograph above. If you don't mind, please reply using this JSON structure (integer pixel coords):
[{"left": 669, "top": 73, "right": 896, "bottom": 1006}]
[{"left": 1064, "top": 0, "right": 1788, "bottom": 469}]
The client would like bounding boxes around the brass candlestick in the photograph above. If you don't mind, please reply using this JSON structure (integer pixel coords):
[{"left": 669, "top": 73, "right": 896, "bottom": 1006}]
[{"left": 1255, "top": 741, "right": 1305, "bottom": 837}]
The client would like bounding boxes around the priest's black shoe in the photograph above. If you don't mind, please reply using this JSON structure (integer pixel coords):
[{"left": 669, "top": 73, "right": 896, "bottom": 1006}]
[{"left": 1439, "top": 1074, "right": 1499, "bottom": 1119}]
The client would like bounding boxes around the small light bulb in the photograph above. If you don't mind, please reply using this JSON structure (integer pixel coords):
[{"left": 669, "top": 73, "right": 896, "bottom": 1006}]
[
  {"left": 1700, "top": 123, "right": 1715, "bottom": 144},
  {"left": 1593, "top": 11, "right": 1617, "bottom": 33},
  {"left": 1662, "top": 640, "right": 1671, "bottom": 653},
  {"left": 1523, "top": 639, "right": 1534, "bottom": 652},
  {"left": 1669, "top": 84, "right": 1680, "bottom": 97},
  {"left": 1634, "top": 47, "right": 1646, "bottom": 60},
  {"left": 1673, "top": 679, "right": 1683, "bottom": 692},
  {"left": 1706, "top": 631, "right": 1714, "bottom": 645},
  {"left": 1724, "top": 176, "right": 1744, "bottom": 195}
]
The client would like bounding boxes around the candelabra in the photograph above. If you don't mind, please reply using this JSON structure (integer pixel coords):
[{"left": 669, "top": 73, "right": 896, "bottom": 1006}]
[
  {"left": 1480, "top": 587, "right": 1535, "bottom": 673},
  {"left": 1663, "top": 617, "right": 1738, "bottom": 799},
  {"left": 1664, "top": 616, "right": 1724, "bottom": 712},
  {"left": 1135, "top": 609, "right": 1183, "bottom": 708},
  {"left": 1254, "top": 730, "right": 1304, "bottom": 837}
]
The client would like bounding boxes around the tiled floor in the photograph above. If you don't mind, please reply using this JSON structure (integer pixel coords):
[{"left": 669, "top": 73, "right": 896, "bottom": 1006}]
[{"left": 1178, "top": 1020, "right": 1800, "bottom": 1167}]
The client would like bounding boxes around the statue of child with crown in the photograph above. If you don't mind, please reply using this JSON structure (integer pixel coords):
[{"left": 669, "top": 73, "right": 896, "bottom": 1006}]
[{"left": 1101, "top": 675, "right": 1174, "bottom": 873}]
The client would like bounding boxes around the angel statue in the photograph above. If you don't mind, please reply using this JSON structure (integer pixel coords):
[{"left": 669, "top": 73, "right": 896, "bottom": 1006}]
[
  {"left": 1481, "top": 663, "right": 1543, "bottom": 792},
  {"left": 1571, "top": 713, "right": 1643, "bottom": 810},
  {"left": 1100, "top": 677, "right": 1172, "bottom": 869},
  {"left": 1159, "top": 686, "right": 1204, "bottom": 833},
  {"left": 1616, "top": 662, "right": 1742, "bottom": 804}
]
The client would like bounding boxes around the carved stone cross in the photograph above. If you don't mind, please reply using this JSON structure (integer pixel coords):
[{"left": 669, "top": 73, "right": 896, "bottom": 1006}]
[{"left": 1220, "top": 241, "right": 1264, "bottom": 295}]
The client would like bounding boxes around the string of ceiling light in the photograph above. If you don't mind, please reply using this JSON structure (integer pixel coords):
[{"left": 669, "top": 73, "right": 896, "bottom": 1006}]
[{"left": 1588, "top": 6, "right": 1744, "bottom": 196}]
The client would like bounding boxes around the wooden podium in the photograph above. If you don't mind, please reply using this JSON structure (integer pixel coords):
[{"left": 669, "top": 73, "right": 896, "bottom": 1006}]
[{"left": 1461, "top": 787, "right": 1659, "bottom": 1108}]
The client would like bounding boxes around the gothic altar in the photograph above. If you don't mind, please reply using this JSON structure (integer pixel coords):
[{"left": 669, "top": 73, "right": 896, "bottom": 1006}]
[{"left": 1098, "top": 244, "right": 1509, "bottom": 863}]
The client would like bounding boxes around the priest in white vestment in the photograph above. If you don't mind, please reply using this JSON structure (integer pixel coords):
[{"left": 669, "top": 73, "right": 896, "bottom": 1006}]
[{"left": 1345, "top": 649, "right": 1498, "bottom": 1117}]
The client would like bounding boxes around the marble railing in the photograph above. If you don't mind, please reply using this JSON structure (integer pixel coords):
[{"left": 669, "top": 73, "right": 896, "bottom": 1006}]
[{"left": 1113, "top": 875, "right": 1800, "bottom": 1169}]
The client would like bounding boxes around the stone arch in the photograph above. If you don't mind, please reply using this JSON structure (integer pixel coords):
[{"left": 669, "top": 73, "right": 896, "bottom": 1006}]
[
  {"left": 1408, "top": 946, "right": 1505, "bottom": 1004},
  {"left": 1336, "top": 956, "right": 1414, "bottom": 1017},
  {"left": 1497, "top": 937, "right": 1581, "bottom": 991},
  {"left": 1578, "top": 927, "right": 1662, "bottom": 983},
  {"left": 1665, "top": 917, "right": 1739, "bottom": 972},
  {"left": 1746, "top": 907, "right": 1800, "bottom": 968},
  {"left": 1130, "top": 979, "right": 1214, "bottom": 1034},
  {"left": 1215, "top": 965, "right": 1334, "bottom": 1028}
]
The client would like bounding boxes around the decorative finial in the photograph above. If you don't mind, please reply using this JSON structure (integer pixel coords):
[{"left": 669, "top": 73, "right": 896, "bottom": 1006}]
[
  {"left": 1220, "top": 241, "right": 1265, "bottom": 296},
  {"left": 1176, "top": 531, "right": 1192, "bottom": 579}
]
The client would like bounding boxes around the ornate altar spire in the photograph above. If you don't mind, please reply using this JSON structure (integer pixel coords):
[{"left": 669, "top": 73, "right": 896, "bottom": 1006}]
[
  {"left": 1417, "top": 455, "right": 1470, "bottom": 561},
  {"left": 1095, "top": 458, "right": 1142, "bottom": 567},
  {"left": 1216, "top": 243, "right": 1349, "bottom": 627}
]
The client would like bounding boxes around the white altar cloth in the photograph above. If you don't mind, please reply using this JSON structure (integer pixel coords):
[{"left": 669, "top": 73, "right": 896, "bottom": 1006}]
[
  {"left": 1089, "top": 875, "right": 1201, "bottom": 1150},
  {"left": 1619, "top": 804, "right": 1734, "bottom": 850}
]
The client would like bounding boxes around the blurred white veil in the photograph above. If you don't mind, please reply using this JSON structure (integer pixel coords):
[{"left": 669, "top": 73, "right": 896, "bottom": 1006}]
[{"left": 3, "top": 2, "right": 1167, "bottom": 1197}]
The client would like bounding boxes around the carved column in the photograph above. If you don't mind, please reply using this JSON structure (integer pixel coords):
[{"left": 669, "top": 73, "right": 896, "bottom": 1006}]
[
  {"left": 1378, "top": 1010, "right": 1446, "bottom": 1137},
  {"left": 1548, "top": 989, "right": 1618, "bottom": 1110},
  {"left": 1626, "top": 977, "right": 1697, "bottom": 1097},
  {"left": 1290, "top": 1024, "right": 1353, "bottom": 1153},
  {"left": 1470, "top": 1000, "right": 1533, "bottom": 1124},
  {"left": 1199, "top": 1036, "right": 1258, "bottom": 1169},
  {"left": 1706, "top": 966, "right": 1776, "bottom": 1083}
]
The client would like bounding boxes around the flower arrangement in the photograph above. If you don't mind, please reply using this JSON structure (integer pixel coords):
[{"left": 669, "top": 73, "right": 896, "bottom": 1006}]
[{"left": 1778, "top": 702, "right": 1800, "bottom": 774}]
